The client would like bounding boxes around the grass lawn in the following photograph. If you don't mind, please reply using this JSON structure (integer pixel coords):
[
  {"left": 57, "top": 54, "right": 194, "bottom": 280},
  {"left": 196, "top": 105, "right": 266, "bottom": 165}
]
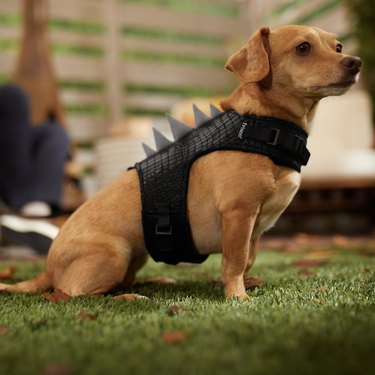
[{"left": 0, "top": 244, "right": 374, "bottom": 375}]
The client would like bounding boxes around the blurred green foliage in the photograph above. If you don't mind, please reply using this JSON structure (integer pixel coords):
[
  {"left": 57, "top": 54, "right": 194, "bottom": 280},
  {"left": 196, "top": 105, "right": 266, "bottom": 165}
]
[
  {"left": 348, "top": 0, "right": 375, "bottom": 123},
  {"left": 121, "top": 0, "right": 239, "bottom": 17}
]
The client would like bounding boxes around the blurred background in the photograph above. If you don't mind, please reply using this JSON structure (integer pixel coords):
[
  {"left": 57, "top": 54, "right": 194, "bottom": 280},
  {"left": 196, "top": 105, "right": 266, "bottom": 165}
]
[{"left": 0, "top": 0, "right": 374, "bottom": 235}]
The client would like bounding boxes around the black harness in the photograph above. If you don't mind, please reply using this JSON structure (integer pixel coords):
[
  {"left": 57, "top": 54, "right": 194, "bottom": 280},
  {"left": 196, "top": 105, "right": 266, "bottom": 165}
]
[{"left": 135, "top": 110, "right": 310, "bottom": 265}]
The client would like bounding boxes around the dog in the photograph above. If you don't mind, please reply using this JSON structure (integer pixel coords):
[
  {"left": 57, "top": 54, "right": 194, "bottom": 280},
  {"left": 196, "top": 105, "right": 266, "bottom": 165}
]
[{"left": 0, "top": 25, "right": 361, "bottom": 299}]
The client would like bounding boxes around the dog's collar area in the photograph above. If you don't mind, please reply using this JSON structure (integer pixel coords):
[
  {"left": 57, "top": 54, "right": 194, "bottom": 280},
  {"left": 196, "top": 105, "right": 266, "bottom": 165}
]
[{"left": 237, "top": 114, "right": 310, "bottom": 167}]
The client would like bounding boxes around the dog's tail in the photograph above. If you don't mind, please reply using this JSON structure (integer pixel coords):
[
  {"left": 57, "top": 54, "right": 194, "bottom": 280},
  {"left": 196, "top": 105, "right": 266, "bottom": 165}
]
[{"left": 0, "top": 270, "right": 52, "bottom": 293}]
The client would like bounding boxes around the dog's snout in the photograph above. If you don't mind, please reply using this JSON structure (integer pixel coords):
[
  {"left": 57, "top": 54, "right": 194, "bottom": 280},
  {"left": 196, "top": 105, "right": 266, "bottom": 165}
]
[{"left": 341, "top": 56, "right": 362, "bottom": 75}]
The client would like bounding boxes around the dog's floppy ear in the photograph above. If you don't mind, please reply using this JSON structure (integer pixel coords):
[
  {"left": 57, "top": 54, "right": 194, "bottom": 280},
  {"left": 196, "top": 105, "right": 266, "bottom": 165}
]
[{"left": 225, "top": 27, "right": 270, "bottom": 83}]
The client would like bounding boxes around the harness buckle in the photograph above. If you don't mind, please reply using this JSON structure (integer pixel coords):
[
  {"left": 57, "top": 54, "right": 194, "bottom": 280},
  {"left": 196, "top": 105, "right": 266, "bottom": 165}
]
[
  {"left": 267, "top": 128, "right": 280, "bottom": 146},
  {"left": 155, "top": 223, "right": 172, "bottom": 236},
  {"left": 155, "top": 204, "right": 173, "bottom": 253},
  {"left": 293, "top": 135, "right": 305, "bottom": 153},
  {"left": 155, "top": 204, "right": 172, "bottom": 235}
]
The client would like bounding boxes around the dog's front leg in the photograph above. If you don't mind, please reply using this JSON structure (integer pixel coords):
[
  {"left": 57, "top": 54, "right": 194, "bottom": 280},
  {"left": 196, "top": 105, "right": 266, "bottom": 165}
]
[
  {"left": 245, "top": 237, "right": 260, "bottom": 275},
  {"left": 221, "top": 208, "right": 258, "bottom": 299}
]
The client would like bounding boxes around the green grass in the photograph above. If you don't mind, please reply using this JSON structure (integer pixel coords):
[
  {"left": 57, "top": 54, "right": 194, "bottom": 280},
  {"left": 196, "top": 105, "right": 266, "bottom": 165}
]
[{"left": 0, "top": 249, "right": 374, "bottom": 375}]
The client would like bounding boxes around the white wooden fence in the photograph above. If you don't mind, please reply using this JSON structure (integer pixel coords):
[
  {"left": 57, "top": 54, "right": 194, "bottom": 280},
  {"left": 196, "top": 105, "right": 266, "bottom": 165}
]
[{"left": 0, "top": 0, "right": 251, "bottom": 144}]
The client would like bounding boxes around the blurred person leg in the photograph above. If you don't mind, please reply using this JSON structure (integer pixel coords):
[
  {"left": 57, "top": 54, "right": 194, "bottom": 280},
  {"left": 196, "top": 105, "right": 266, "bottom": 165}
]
[
  {"left": 28, "top": 121, "right": 70, "bottom": 215},
  {"left": 0, "top": 84, "right": 34, "bottom": 210},
  {"left": 0, "top": 83, "right": 70, "bottom": 215},
  {"left": 0, "top": 84, "right": 70, "bottom": 253}
]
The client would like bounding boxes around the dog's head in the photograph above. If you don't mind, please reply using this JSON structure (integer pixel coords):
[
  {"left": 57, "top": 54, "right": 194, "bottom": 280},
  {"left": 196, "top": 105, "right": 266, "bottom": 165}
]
[{"left": 226, "top": 25, "right": 361, "bottom": 99}]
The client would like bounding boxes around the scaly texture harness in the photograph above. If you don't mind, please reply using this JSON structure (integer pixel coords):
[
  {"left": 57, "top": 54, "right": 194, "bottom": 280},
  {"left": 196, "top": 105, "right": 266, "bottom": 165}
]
[{"left": 135, "top": 109, "right": 310, "bottom": 265}]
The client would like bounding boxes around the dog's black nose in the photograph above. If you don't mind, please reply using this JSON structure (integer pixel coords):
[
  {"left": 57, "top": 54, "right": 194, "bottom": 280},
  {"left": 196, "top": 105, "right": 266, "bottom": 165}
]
[{"left": 341, "top": 56, "right": 362, "bottom": 75}]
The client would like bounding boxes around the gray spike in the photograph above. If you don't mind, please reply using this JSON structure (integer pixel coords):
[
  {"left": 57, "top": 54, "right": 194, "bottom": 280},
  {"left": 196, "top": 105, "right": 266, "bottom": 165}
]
[
  {"left": 193, "top": 104, "right": 210, "bottom": 128},
  {"left": 167, "top": 114, "right": 192, "bottom": 141},
  {"left": 210, "top": 103, "right": 222, "bottom": 117},
  {"left": 142, "top": 142, "right": 156, "bottom": 158},
  {"left": 153, "top": 127, "right": 173, "bottom": 151}
]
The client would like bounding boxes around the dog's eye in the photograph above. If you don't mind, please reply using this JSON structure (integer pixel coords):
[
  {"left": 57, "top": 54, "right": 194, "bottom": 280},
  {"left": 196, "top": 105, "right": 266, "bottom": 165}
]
[
  {"left": 296, "top": 42, "right": 311, "bottom": 55},
  {"left": 336, "top": 43, "right": 343, "bottom": 53}
]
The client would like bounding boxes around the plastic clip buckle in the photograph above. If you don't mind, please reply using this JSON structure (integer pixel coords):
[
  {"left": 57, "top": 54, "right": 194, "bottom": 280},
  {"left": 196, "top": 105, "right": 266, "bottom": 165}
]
[
  {"left": 155, "top": 204, "right": 172, "bottom": 236},
  {"left": 294, "top": 135, "right": 305, "bottom": 153},
  {"left": 267, "top": 128, "right": 280, "bottom": 146}
]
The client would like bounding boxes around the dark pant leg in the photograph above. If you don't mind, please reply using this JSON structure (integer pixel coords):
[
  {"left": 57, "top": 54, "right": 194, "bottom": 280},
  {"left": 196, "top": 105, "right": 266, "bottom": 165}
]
[
  {"left": 0, "top": 84, "right": 70, "bottom": 210},
  {"left": 30, "top": 122, "right": 70, "bottom": 208},
  {"left": 0, "top": 84, "right": 34, "bottom": 209}
]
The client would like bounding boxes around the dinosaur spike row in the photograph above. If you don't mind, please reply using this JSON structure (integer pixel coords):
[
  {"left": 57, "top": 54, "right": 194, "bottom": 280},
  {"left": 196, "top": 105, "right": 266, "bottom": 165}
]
[
  {"left": 152, "top": 127, "right": 173, "bottom": 151},
  {"left": 192, "top": 104, "right": 210, "bottom": 127},
  {"left": 210, "top": 104, "right": 222, "bottom": 117},
  {"left": 167, "top": 114, "right": 192, "bottom": 141},
  {"left": 141, "top": 104, "right": 222, "bottom": 158},
  {"left": 142, "top": 142, "right": 156, "bottom": 158}
]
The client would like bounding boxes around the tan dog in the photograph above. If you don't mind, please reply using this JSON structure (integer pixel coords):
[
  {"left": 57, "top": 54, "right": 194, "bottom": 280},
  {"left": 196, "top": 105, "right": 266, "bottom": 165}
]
[{"left": 0, "top": 25, "right": 361, "bottom": 299}]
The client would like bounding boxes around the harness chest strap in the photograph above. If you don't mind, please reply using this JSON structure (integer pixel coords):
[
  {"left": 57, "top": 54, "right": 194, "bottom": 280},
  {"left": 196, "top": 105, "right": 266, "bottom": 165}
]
[
  {"left": 239, "top": 115, "right": 310, "bottom": 167},
  {"left": 135, "top": 111, "right": 310, "bottom": 265}
]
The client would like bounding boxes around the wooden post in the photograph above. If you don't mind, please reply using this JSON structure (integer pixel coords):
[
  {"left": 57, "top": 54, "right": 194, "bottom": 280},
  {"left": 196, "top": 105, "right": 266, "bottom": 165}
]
[
  {"left": 105, "top": 0, "right": 123, "bottom": 125},
  {"left": 13, "top": 0, "right": 64, "bottom": 125}
]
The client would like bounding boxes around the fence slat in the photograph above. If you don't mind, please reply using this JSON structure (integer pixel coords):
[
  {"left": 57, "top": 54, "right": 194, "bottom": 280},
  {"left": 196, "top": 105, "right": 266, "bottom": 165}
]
[
  {"left": 104, "top": 0, "right": 123, "bottom": 122},
  {"left": 51, "top": 31, "right": 106, "bottom": 49},
  {"left": 121, "top": 37, "right": 229, "bottom": 59},
  {"left": 0, "top": 51, "right": 16, "bottom": 76},
  {"left": 49, "top": 0, "right": 105, "bottom": 23},
  {"left": 125, "top": 93, "right": 182, "bottom": 112},
  {"left": 123, "top": 61, "right": 234, "bottom": 91},
  {"left": 66, "top": 116, "right": 107, "bottom": 141},
  {"left": 202, "top": 0, "right": 240, "bottom": 5},
  {"left": 0, "top": 25, "right": 21, "bottom": 40},
  {"left": 54, "top": 55, "right": 106, "bottom": 81},
  {"left": 0, "top": 0, "right": 21, "bottom": 13},
  {"left": 61, "top": 90, "right": 106, "bottom": 106},
  {"left": 118, "top": 3, "right": 247, "bottom": 38}
]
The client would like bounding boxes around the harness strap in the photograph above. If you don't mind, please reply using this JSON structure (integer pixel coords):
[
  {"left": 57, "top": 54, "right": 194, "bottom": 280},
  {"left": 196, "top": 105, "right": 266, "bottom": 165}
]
[
  {"left": 240, "top": 115, "right": 310, "bottom": 166},
  {"left": 136, "top": 111, "right": 311, "bottom": 265}
]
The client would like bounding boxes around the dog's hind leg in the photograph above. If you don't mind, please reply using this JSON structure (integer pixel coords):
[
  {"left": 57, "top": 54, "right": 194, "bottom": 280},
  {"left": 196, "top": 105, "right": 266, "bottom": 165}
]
[
  {"left": 112, "top": 254, "right": 155, "bottom": 300},
  {"left": 0, "top": 270, "right": 52, "bottom": 293},
  {"left": 119, "top": 253, "right": 148, "bottom": 289},
  {"left": 52, "top": 242, "right": 142, "bottom": 297}
]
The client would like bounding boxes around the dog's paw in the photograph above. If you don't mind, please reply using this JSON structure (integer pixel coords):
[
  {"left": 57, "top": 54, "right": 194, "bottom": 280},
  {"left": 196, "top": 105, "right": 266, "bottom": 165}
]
[
  {"left": 112, "top": 293, "right": 149, "bottom": 301},
  {"left": 135, "top": 277, "right": 177, "bottom": 285},
  {"left": 226, "top": 293, "right": 250, "bottom": 301}
]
